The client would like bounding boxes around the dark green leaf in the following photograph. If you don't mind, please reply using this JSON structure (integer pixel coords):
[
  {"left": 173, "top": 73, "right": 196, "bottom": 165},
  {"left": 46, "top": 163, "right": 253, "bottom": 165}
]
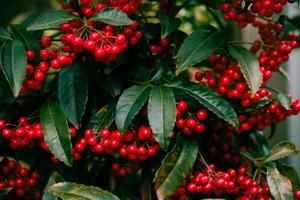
[
  {"left": 157, "top": 13, "right": 181, "bottom": 38},
  {"left": 259, "top": 141, "right": 299, "bottom": 164},
  {"left": 278, "top": 67, "right": 291, "bottom": 82},
  {"left": 48, "top": 182, "right": 120, "bottom": 200},
  {"left": 1, "top": 40, "right": 27, "bottom": 97},
  {"left": 176, "top": 25, "right": 225, "bottom": 75},
  {"left": 267, "top": 167, "right": 294, "bottom": 200},
  {"left": 154, "top": 138, "right": 198, "bottom": 200},
  {"left": 89, "top": 102, "right": 116, "bottom": 133},
  {"left": 10, "top": 24, "right": 41, "bottom": 51},
  {"left": 168, "top": 81, "right": 239, "bottom": 127},
  {"left": 27, "top": 10, "right": 78, "bottom": 31},
  {"left": 0, "top": 73, "right": 14, "bottom": 101},
  {"left": 40, "top": 101, "right": 73, "bottom": 167},
  {"left": 277, "top": 163, "right": 300, "bottom": 191},
  {"left": 91, "top": 8, "right": 133, "bottom": 26},
  {"left": 148, "top": 86, "right": 176, "bottom": 151},
  {"left": 58, "top": 62, "right": 88, "bottom": 127},
  {"left": 116, "top": 85, "right": 152, "bottom": 132},
  {"left": 0, "top": 187, "right": 12, "bottom": 196},
  {"left": 229, "top": 45, "right": 262, "bottom": 95},
  {"left": 0, "top": 26, "right": 12, "bottom": 41},
  {"left": 97, "top": 73, "right": 122, "bottom": 97},
  {"left": 42, "top": 172, "right": 64, "bottom": 200},
  {"left": 277, "top": 92, "right": 291, "bottom": 110}
]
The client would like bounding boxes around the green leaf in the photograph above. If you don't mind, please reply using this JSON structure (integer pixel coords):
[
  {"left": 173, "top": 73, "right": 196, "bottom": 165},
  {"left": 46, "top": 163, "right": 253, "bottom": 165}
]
[
  {"left": 10, "top": 24, "right": 41, "bottom": 51},
  {"left": 58, "top": 62, "right": 88, "bottom": 127},
  {"left": 42, "top": 172, "right": 64, "bottom": 200},
  {"left": 40, "top": 101, "right": 73, "bottom": 167},
  {"left": 0, "top": 187, "right": 12, "bottom": 196},
  {"left": 89, "top": 102, "right": 116, "bottom": 133},
  {"left": 148, "top": 86, "right": 176, "bottom": 151},
  {"left": 97, "top": 73, "right": 122, "bottom": 97},
  {"left": 277, "top": 163, "right": 300, "bottom": 191},
  {"left": 168, "top": 81, "right": 239, "bottom": 127},
  {"left": 0, "top": 73, "right": 14, "bottom": 101},
  {"left": 1, "top": 40, "right": 27, "bottom": 97},
  {"left": 176, "top": 25, "right": 225, "bottom": 75},
  {"left": 27, "top": 10, "right": 78, "bottom": 31},
  {"left": 0, "top": 26, "right": 12, "bottom": 41},
  {"left": 278, "top": 67, "right": 291, "bottom": 82},
  {"left": 116, "top": 85, "right": 152, "bottom": 132},
  {"left": 157, "top": 13, "right": 181, "bottom": 38},
  {"left": 48, "top": 182, "right": 120, "bottom": 200},
  {"left": 229, "top": 45, "right": 262, "bottom": 95},
  {"left": 91, "top": 8, "right": 133, "bottom": 26},
  {"left": 154, "top": 138, "right": 198, "bottom": 200},
  {"left": 267, "top": 167, "right": 294, "bottom": 200},
  {"left": 259, "top": 141, "right": 299, "bottom": 164},
  {"left": 277, "top": 92, "right": 291, "bottom": 110}
]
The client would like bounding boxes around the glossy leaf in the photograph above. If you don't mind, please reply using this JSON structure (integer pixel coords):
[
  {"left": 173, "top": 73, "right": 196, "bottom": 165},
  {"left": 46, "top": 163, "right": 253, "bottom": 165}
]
[
  {"left": 89, "top": 102, "right": 116, "bottom": 133},
  {"left": 148, "top": 86, "right": 176, "bottom": 151},
  {"left": 0, "top": 26, "right": 12, "bottom": 41},
  {"left": 277, "top": 92, "right": 291, "bottom": 110},
  {"left": 58, "top": 62, "right": 88, "bottom": 127},
  {"left": 48, "top": 182, "right": 120, "bottom": 200},
  {"left": 154, "top": 138, "right": 198, "bottom": 200},
  {"left": 277, "top": 163, "right": 300, "bottom": 191},
  {"left": 229, "top": 45, "right": 262, "bottom": 95},
  {"left": 116, "top": 85, "right": 152, "bottom": 132},
  {"left": 40, "top": 101, "right": 73, "bottom": 167},
  {"left": 176, "top": 25, "right": 225, "bottom": 75},
  {"left": 168, "top": 81, "right": 239, "bottom": 127},
  {"left": 42, "top": 172, "right": 64, "bottom": 200},
  {"left": 1, "top": 40, "right": 27, "bottom": 97},
  {"left": 91, "top": 8, "right": 133, "bottom": 26},
  {"left": 27, "top": 10, "right": 78, "bottom": 31},
  {"left": 259, "top": 141, "right": 298, "bottom": 164},
  {"left": 10, "top": 24, "right": 41, "bottom": 51},
  {"left": 157, "top": 13, "right": 181, "bottom": 38},
  {"left": 267, "top": 167, "right": 294, "bottom": 200}
]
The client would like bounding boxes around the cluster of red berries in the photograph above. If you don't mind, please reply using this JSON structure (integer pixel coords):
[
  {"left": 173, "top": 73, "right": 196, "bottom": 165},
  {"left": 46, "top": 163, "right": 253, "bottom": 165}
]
[
  {"left": 0, "top": 118, "right": 44, "bottom": 149},
  {"left": 195, "top": 55, "right": 273, "bottom": 108},
  {"left": 150, "top": 38, "right": 174, "bottom": 59},
  {"left": 220, "top": 0, "right": 296, "bottom": 27},
  {"left": 59, "top": 20, "right": 142, "bottom": 65},
  {"left": 62, "top": 0, "right": 142, "bottom": 16},
  {"left": 72, "top": 126, "right": 160, "bottom": 175},
  {"left": 186, "top": 165, "right": 272, "bottom": 200},
  {"left": 111, "top": 161, "right": 141, "bottom": 176},
  {"left": 166, "top": 179, "right": 188, "bottom": 200},
  {"left": 175, "top": 101, "right": 207, "bottom": 136},
  {"left": 0, "top": 158, "right": 40, "bottom": 200}
]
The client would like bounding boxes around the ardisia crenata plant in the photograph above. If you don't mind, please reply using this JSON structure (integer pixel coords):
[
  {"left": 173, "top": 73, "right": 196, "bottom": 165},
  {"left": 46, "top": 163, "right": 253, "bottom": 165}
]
[{"left": 1, "top": 0, "right": 300, "bottom": 199}]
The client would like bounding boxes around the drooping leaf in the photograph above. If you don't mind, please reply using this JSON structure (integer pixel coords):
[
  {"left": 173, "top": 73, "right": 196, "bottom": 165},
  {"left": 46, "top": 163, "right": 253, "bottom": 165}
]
[
  {"left": 229, "top": 45, "right": 262, "bottom": 96},
  {"left": 40, "top": 101, "right": 73, "bottom": 167},
  {"left": 259, "top": 141, "right": 299, "bottom": 164},
  {"left": 58, "top": 62, "right": 88, "bottom": 127},
  {"left": 157, "top": 13, "right": 181, "bottom": 38},
  {"left": 148, "top": 86, "right": 176, "bottom": 151},
  {"left": 116, "top": 85, "right": 152, "bottom": 132},
  {"left": 176, "top": 25, "right": 225, "bottom": 75},
  {"left": 154, "top": 138, "right": 198, "bottom": 200},
  {"left": 10, "top": 24, "right": 41, "bottom": 51},
  {"left": 168, "top": 81, "right": 239, "bottom": 127},
  {"left": 89, "top": 102, "right": 116, "bottom": 133},
  {"left": 278, "top": 67, "right": 291, "bottom": 82},
  {"left": 1, "top": 39, "right": 27, "bottom": 97},
  {"left": 27, "top": 10, "right": 78, "bottom": 31},
  {"left": 42, "top": 172, "right": 64, "bottom": 200},
  {"left": 48, "top": 182, "right": 120, "bottom": 200},
  {"left": 277, "top": 92, "right": 291, "bottom": 110},
  {"left": 277, "top": 163, "right": 300, "bottom": 191},
  {"left": 267, "top": 167, "right": 294, "bottom": 200},
  {"left": 97, "top": 72, "right": 123, "bottom": 97},
  {"left": 0, "top": 26, "right": 12, "bottom": 41},
  {"left": 91, "top": 8, "right": 133, "bottom": 26}
]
